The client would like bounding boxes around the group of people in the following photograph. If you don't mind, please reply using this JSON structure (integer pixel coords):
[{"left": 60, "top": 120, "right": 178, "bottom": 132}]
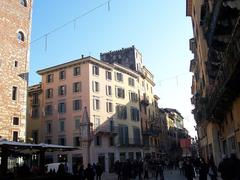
[
  {"left": 179, "top": 153, "right": 240, "bottom": 180},
  {"left": 114, "top": 159, "right": 164, "bottom": 180},
  {"left": 72, "top": 162, "right": 104, "bottom": 180}
]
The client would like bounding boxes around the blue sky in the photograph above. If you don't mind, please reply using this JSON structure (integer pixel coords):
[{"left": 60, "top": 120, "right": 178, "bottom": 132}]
[{"left": 30, "top": 0, "right": 196, "bottom": 136}]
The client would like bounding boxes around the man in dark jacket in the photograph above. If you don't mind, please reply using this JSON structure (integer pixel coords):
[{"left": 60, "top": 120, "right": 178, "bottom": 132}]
[{"left": 184, "top": 160, "right": 195, "bottom": 180}]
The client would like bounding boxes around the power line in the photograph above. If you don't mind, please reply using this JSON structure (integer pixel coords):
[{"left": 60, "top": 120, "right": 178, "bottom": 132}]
[
  {"left": 158, "top": 72, "right": 189, "bottom": 86},
  {"left": 30, "top": 0, "right": 113, "bottom": 46}
]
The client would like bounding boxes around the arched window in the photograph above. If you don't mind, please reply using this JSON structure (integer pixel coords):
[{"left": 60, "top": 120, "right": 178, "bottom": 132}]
[
  {"left": 20, "top": 0, "right": 27, "bottom": 7},
  {"left": 17, "top": 31, "right": 25, "bottom": 42}
]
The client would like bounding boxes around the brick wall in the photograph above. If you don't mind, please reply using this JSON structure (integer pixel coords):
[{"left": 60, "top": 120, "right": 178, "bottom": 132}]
[{"left": 0, "top": 0, "right": 32, "bottom": 141}]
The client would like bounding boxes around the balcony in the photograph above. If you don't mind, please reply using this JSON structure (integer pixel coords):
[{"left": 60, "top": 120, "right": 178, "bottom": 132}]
[
  {"left": 206, "top": 17, "right": 240, "bottom": 121},
  {"left": 94, "top": 125, "right": 118, "bottom": 136},
  {"left": 189, "top": 59, "right": 196, "bottom": 73},
  {"left": 142, "top": 128, "right": 160, "bottom": 137},
  {"left": 116, "top": 138, "right": 143, "bottom": 147},
  {"left": 140, "top": 94, "right": 149, "bottom": 106}
]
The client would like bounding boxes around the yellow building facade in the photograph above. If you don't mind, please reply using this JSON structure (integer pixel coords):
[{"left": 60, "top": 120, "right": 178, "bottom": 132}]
[{"left": 187, "top": 0, "right": 240, "bottom": 164}]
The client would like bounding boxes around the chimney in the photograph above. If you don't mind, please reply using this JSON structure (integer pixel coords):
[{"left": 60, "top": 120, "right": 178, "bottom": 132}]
[{"left": 81, "top": 55, "right": 84, "bottom": 59}]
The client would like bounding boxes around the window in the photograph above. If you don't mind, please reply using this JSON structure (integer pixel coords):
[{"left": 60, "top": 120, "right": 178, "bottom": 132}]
[
  {"left": 133, "top": 128, "right": 141, "bottom": 145},
  {"left": 119, "top": 126, "right": 129, "bottom": 145},
  {"left": 92, "top": 81, "right": 99, "bottom": 92},
  {"left": 13, "top": 131, "right": 18, "bottom": 142},
  {"left": 129, "top": 92, "right": 138, "bottom": 102},
  {"left": 59, "top": 120, "right": 65, "bottom": 132},
  {"left": 106, "top": 71, "right": 112, "bottom": 80},
  {"left": 12, "top": 86, "right": 17, "bottom": 100},
  {"left": 130, "top": 107, "right": 139, "bottom": 121},
  {"left": 92, "top": 65, "right": 99, "bottom": 75},
  {"left": 128, "top": 78, "right": 135, "bottom": 87},
  {"left": 45, "top": 104, "right": 53, "bottom": 115},
  {"left": 46, "top": 88, "right": 53, "bottom": 98},
  {"left": 32, "top": 107, "right": 39, "bottom": 118},
  {"left": 109, "top": 137, "right": 114, "bottom": 146},
  {"left": 73, "top": 99, "right": 82, "bottom": 111},
  {"left": 95, "top": 136, "right": 101, "bottom": 146},
  {"left": 32, "top": 93, "right": 39, "bottom": 105},
  {"left": 106, "top": 102, "right": 113, "bottom": 113},
  {"left": 46, "top": 122, "right": 52, "bottom": 134},
  {"left": 115, "top": 72, "right": 123, "bottom": 82},
  {"left": 32, "top": 130, "right": 38, "bottom": 144},
  {"left": 94, "top": 116, "right": 100, "bottom": 129},
  {"left": 20, "top": 0, "right": 27, "bottom": 7},
  {"left": 106, "top": 85, "right": 112, "bottom": 96},
  {"left": 73, "top": 66, "right": 81, "bottom": 76},
  {"left": 115, "top": 87, "right": 125, "bottom": 98},
  {"left": 45, "top": 138, "right": 52, "bottom": 144},
  {"left": 17, "top": 31, "right": 24, "bottom": 42},
  {"left": 59, "top": 70, "right": 66, "bottom": 80},
  {"left": 13, "top": 117, "right": 19, "bottom": 125},
  {"left": 58, "top": 102, "right": 66, "bottom": 113},
  {"left": 58, "top": 136, "right": 66, "bottom": 146},
  {"left": 46, "top": 74, "right": 54, "bottom": 83},
  {"left": 58, "top": 85, "right": 66, "bottom": 96},
  {"left": 75, "top": 117, "right": 80, "bottom": 130},
  {"left": 73, "top": 82, "right": 81, "bottom": 92},
  {"left": 93, "top": 98, "right": 100, "bottom": 110},
  {"left": 73, "top": 137, "right": 80, "bottom": 147},
  {"left": 116, "top": 105, "right": 127, "bottom": 119},
  {"left": 15, "top": 61, "right": 18, "bottom": 67}
]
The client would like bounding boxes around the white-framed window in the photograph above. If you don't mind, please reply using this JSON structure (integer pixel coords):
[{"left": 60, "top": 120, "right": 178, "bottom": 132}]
[
  {"left": 106, "top": 71, "right": 112, "bottom": 80},
  {"left": 58, "top": 102, "right": 66, "bottom": 113},
  {"left": 116, "top": 104, "right": 127, "bottom": 119},
  {"left": 59, "top": 119, "right": 65, "bottom": 132},
  {"left": 46, "top": 74, "right": 54, "bottom": 83},
  {"left": 58, "top": 85, "right": 66, "bottom": 96},
  {"left": 128, "top": 77, "right": 135, "bottom": 87},
  {"left": 115, "top": 72, "right": 123, "bottom": 82},
  {"left": 94, "top": 116, "right": 101, "bottom": 129},
  {"left": 73, "top": 66, "right": 81, "bottom": 76},
  {"left": 59, "top": 70, "right": 66, "bottom": 80},
  {"left": 74, "top": 116, "right": 81, "bottom": 130},
  {"left": 106, "top": 101, "right": 113, "bottom": 113},
  {"left": 93, "top": 98, "right": 100, "bottom": 110},
  {"left": 130, "top": 107, "right": 139, "bottom": 121},
  {"left": 73, "top": 82, "right": 81, "bottom": 93},
  {"left": 92, "top": 65, "right": 99, "bottom": 76},
  {"left": 115, "top": 87, "right": 125, "bottom": 99},
  {"left": 106, "top": 85, "right": 112, "bottom": 96},
  {"left": 73, "top": 99, "right": 82, "bottom": 111},
  {"left": 46, "top": 88, "right": 53, "bottom": 98},
  {"left": 129, "top": 91, "right": 138, "bottom": 102},
  {"left": 92, "top": 81, "right": 100, "bottom": 92}
]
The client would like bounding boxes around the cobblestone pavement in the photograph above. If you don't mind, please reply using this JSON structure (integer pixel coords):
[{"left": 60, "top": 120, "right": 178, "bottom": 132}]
[{"left": 102, "top": 170, "right": 223, "bottom": 180}]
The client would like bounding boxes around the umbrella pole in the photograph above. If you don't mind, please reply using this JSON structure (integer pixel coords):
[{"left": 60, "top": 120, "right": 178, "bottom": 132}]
[{"left": 0, "top": 146, "right": 8, "bottom": 176}]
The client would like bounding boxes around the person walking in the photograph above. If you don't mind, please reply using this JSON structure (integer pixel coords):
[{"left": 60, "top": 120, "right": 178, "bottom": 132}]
[
  {"left": 143, "top": 160, "right": 149, "bottom": 179},
  {"left": 208, "top": 160, "right": 217, "bottom": 180},
  {"left": 96, "top": 162, "right": 103, "bottom": 180},
  {"left": 155, "top": 161, "right": 164, "bottom": 180},
  {"left": 199, "top": 158, "right": 208, "bottom": 180},
  {"left": 184, "top": 160, "right": 195, "bottom": 180}
]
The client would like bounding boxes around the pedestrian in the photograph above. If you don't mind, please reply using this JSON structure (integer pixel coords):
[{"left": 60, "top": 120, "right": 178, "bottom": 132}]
[
  {"left": 96, "top": 162, "right": 103, "bottom": 180},
  {"left": 85, "top": 164, "right": 95, "bottom": 180},
  {"left": 179, "top": 160, "right": 183, "bottom": 175},
  {"left": 184, "top": 160, "right": 195, "bottom": 180},
  {"left": 208, "top": 158, "right": 217, "bottom": 180},
  {"left": 155, "top": 161, "right": 164, "bottom": 180},
  {"left": 78, "top": 164, "right": 85, "bottom": 180},
  {"left": 143, "top": 160, "right": 149, "bottom": 179},
  {"left": 199, "top": 158, "right": 208, "bottom": 180},
  {"left": 218, "top": 155, "right": 230, "bottom": 180}
]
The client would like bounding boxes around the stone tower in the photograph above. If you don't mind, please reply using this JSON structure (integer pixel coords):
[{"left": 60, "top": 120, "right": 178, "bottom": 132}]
[
  {"left": 100, "top": 45, "right": 143, "bottom": 72},
  {"left": 0, "top": 0, "right": 33, "bottom": 141}
]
